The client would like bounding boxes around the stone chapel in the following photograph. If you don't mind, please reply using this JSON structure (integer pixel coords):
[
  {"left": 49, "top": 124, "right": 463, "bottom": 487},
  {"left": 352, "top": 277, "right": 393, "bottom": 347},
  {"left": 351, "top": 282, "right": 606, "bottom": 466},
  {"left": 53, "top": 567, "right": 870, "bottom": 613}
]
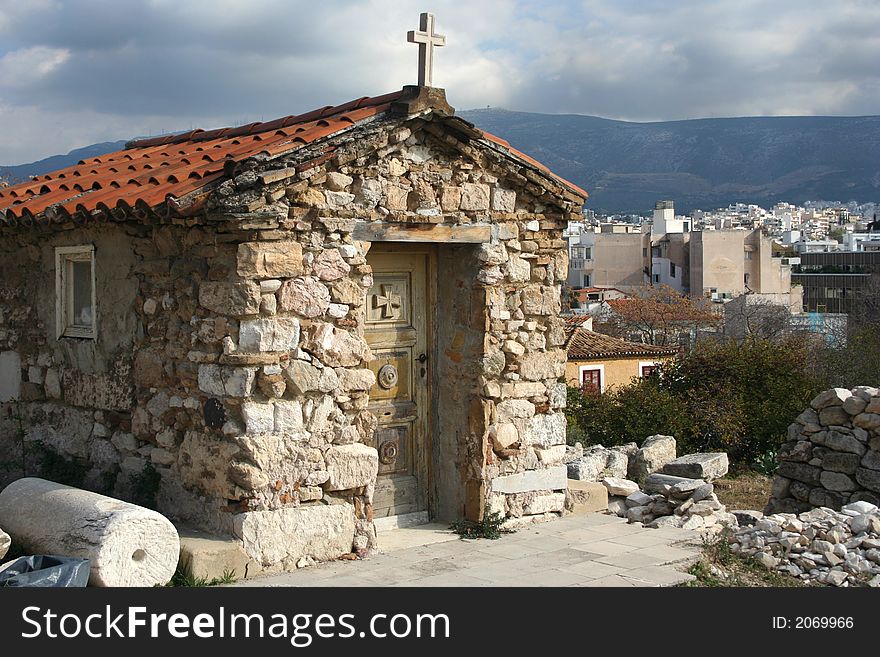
[{"left": 0, "top": 15, "right": 587, "bottom": 575}]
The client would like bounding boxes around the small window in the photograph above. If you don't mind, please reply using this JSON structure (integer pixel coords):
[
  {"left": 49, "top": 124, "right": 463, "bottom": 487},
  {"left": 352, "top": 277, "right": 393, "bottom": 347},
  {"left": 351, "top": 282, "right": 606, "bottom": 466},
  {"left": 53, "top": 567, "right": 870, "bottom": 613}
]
[
  {"left": 641, "top": 365, "right": 658, "bottom": 377},
  {"left": 653, "top": 274, "right": 660, "bottom": 283},
  {"left": 56, "top": 245, "right": 96, "bottom": 339},
  {"left": 643, "top": 247, "right": 648, "bottom": 257},
  {"left": 745, "top": 250, "right": 753, "bottom": 260},
  {"left": 584, "top": 247, "right": 592, "bottom": 260},
  {"left": 670, "top": 262, "right": 677, "bottom": 277},
  {"left": 581, "top": 368, "right": 602, "bottom": 393},
  {"left": 744, "top": 273, "right": 751, "bottom": 286}
]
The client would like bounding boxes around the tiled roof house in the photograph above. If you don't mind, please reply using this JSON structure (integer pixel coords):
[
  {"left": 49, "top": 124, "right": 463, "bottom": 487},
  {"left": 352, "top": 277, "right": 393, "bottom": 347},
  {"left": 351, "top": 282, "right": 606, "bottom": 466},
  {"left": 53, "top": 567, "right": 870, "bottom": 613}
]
[{"left": 565, "top": 327, "right": 678, "bottom": 393}]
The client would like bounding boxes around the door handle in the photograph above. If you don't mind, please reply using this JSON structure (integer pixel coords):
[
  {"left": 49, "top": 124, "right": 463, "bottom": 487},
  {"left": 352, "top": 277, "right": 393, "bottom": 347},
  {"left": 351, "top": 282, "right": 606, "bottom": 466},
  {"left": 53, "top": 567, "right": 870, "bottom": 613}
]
[{"left": 417, "top": 353, "right": 428, "bottom": 363}]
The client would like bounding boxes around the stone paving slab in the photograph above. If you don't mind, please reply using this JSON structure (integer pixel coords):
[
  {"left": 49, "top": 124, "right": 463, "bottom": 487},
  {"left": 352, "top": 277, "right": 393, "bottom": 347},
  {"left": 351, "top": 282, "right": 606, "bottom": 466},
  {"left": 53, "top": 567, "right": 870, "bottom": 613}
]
[{"left": 233, "top": 513, "right": 702, "bottom": 588}]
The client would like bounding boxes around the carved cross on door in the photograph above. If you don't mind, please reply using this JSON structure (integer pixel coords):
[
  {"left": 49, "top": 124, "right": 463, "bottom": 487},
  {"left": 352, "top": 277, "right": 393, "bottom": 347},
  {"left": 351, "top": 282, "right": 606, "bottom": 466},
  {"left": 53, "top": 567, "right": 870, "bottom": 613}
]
[
  {"left": 373, "top": 284, "right": 402, "bottom": 318},
  {"left": 407, "top": 12, "right": 446, "bottom": 87}
]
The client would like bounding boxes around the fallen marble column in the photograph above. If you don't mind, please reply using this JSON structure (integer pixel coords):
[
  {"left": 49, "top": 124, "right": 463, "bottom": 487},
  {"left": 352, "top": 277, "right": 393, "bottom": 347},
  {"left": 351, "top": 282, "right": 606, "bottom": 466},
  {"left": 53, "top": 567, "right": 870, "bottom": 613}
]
[
  {"left": 0, "top": 525, "right": 10, "bottom": 560},
  {"left": 0, "top": 477, "right": 179, "bottom": 587}
]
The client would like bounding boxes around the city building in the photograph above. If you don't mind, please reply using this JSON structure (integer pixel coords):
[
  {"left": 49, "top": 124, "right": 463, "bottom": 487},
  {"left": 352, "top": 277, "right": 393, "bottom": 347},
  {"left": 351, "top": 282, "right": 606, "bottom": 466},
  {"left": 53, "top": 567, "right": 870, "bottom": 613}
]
[
  {"left": 793, "top": 251, "right": 880, "bottom": 313},
  {"left": 567, "top": 222, "right": 648, "bottom": 290},
  {"left": 567, "top": 200, "right": 798, "bottom": 318}
]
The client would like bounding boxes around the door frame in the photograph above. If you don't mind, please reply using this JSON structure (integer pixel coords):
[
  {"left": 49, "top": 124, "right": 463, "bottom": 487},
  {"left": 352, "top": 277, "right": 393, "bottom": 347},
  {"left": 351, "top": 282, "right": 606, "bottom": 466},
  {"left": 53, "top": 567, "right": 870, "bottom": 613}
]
[{"left": 365, "top": 242, "right": 438, "bottom": 518}]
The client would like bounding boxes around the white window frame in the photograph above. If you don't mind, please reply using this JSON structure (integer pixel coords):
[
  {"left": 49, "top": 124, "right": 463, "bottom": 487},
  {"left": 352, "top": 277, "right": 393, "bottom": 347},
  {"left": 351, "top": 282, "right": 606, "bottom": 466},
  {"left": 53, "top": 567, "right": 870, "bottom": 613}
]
[
  {"left": 55, "top": 245, "right": 97, "bottom": 340},
  {"left": 578, "top": 364, "right": 605, "bottom": 393},
  {"left": 639, "top": 360, "right": 661, "bottom": 377}
]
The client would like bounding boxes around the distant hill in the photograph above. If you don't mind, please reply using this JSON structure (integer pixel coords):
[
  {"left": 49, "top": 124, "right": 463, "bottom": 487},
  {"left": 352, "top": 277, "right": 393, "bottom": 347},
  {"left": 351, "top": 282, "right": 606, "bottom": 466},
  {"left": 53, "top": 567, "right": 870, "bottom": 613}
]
[
  {"left": 459, "top": 109, "right": 880, "bottom": 213},
  {"left": 4, "top": 111, "right": 880, "bottom": 214},
  {"left": 1, "top": 141, "right": 128, "bottom": 184}
]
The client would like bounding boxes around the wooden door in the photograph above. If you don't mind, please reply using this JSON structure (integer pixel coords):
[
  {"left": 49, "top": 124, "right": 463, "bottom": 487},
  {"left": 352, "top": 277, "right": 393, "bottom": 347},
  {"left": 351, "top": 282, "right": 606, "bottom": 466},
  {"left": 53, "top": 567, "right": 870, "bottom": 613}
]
[{"left": 364, "top": 249, "right": 431, "bottom": 518}]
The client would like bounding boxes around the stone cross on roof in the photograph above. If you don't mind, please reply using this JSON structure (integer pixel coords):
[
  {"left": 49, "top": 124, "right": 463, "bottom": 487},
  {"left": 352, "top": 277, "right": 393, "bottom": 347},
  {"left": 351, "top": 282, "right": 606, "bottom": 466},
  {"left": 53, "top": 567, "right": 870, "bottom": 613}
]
[{"left": 407, "top": 12, "right": 446, "bottom": 88}]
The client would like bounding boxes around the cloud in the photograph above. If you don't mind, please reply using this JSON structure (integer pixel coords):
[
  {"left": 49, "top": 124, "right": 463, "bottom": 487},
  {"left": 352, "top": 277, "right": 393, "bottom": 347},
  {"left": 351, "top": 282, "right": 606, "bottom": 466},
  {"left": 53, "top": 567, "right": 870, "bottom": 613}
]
[
  {"left": 0, "top": 0, "right": 878, "bottom": 163},
  {"left": 0, "top": 46, "right": 69, "bottom": 87}
]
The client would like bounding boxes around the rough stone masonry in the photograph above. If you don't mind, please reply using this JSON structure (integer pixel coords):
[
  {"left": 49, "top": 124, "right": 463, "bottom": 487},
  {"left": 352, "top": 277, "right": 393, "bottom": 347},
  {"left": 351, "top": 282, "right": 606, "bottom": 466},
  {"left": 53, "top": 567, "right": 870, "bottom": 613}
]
[
  {"left": 0, "top": 88, "right": 585, "bottom": 575},
  {"left": 767, "top": 386, "right": 880, "bottom": 514}
]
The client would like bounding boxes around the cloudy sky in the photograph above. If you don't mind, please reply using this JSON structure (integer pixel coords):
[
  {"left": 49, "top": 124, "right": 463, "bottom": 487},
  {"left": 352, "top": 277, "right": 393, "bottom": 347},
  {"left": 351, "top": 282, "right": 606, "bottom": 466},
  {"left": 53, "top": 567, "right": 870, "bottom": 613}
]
[{"left": 1, "top": 0, "right": 879, "bottom": 164}]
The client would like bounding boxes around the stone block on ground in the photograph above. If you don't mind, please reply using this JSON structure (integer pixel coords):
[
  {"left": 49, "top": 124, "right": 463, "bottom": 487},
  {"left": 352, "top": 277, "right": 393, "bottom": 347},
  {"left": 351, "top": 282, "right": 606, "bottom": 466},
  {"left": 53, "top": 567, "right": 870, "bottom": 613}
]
[
  {"left": 601, "top": 477, "right": 640, "bottom": 497},
  {"left": 233, "top": 504, "right": 355, "bottom": 566},
  {"left": 647, "top": 515, "right": 684, "bottom": 529},
  {"left": 604, "top": 449, "right": 629, "bottom": 478},
  {"left": 607, "top": 497, "right": 628, "bottom": 517},
  {"left": 841, "top": 501, "right": 878, "bottom": 516},
  {"left": 178, "top": 528, "right": 255, "bottom": 582},
  {"left": 0, "top": 477, "right": 179, "bottom": 587},
  {"left": 632, "top": 435, "right": 677, "bottom": 482},
  {"left": 643, "top": 472, "right": 702, "bottom": 495},
  {"left": 565, "top": 480, "right": 608, "bottom": 514},
  {"left": 626, "top": 505, "right": 653, "bottom": 524},
  {"left": 661, "top": 452, "right": 729, "bottom": 481},
  {"left": 625, "top": 490, "right": 653, "bottom": 508}
]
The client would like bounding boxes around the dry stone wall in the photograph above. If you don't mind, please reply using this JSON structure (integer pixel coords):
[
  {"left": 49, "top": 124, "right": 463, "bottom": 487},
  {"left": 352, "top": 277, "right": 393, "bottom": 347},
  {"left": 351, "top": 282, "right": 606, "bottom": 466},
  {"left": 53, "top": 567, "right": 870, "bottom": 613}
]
[
  {"left": 0, "top": 111, "right": 580, "bottom": 569},
  {"left": 767, "top": 386, "right": 880, "bottom": 514}
]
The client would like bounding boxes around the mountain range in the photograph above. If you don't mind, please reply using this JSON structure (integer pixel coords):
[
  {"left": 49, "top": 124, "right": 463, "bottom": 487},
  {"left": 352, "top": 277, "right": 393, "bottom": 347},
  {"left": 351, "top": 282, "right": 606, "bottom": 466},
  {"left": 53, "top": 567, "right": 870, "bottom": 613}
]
[
  {"left": 1, "top": 141, "right": 128, "bottom": 185},
  {"left": 458, "top": 110, "right": 880, "bottom": 213},
  {"left": 3, "top": 111, "right": 879, "bottom": 214}
]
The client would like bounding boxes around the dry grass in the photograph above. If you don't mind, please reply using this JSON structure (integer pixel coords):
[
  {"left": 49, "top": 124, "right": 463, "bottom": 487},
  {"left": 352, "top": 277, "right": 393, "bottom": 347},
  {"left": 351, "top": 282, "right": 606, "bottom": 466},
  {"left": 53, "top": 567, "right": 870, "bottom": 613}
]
[{"left": 713, "top": 470, "right": 772, "bottom": 512}]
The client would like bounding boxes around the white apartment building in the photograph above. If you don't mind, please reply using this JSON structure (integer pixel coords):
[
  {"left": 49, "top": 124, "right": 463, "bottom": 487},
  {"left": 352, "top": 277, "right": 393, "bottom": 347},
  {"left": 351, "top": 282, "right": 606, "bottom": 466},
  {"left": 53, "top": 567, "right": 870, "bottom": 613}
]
[
  {"left": 651, "top": 200, "right": 690, "bottom": 293},
  {"left": 843, "top": 231, "right": 880, "bottom": 252}
]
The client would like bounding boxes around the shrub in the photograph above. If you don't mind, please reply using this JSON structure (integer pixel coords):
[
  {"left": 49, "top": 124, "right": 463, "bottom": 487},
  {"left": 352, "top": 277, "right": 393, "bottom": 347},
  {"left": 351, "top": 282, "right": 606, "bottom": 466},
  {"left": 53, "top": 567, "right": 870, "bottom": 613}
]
[
  {"left": 565, "top": 336, "right": 821, "bottom": 465},
  {"left": 565, "top": 380, "right": 684, "bottom": 448}
]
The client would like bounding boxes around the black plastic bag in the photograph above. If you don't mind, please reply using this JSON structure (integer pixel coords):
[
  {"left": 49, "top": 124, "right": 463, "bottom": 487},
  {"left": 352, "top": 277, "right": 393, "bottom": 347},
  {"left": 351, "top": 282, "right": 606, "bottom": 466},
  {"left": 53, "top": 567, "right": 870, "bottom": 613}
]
[{"left": 0, "top": 555, "right": 90, "bottom": 587}]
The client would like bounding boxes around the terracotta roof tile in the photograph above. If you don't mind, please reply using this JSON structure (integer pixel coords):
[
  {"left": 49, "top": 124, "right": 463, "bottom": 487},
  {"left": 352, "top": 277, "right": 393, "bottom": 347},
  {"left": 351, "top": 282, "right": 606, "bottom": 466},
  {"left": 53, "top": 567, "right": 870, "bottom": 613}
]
[
  {"left": 566, "top": 328, "right": 678, "bottom": 360},
  {"left": 0, "top": 92, "right": 402, "bottom": 225},
  {"left": 481, "top": 131, "right": 588, "bottom": 199},
  {"left": 564, "top": 315, "right": 592, "bottom": 329},
  {"left": 0, "top": 88, "right": 587, "bottom": 225}
]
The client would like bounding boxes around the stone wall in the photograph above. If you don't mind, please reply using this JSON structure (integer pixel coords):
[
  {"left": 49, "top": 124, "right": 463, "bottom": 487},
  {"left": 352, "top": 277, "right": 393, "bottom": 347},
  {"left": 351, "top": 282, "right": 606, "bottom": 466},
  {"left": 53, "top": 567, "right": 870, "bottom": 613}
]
[
  {"left": 0, "top": 111, "right": 580, "bottom": 569},
  {"left": 767, "top": 386, "right": 880, "bottom": 514}
]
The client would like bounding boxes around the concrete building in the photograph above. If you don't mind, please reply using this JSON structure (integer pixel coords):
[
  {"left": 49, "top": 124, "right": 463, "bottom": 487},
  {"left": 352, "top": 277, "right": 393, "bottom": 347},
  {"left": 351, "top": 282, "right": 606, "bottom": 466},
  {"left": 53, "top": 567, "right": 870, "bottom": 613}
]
[
  {"left": 690, "top": 228, "right": 792, "bottom": 300},
  {"left": 843, "top": 232, "right": 880, "bottom": 252},
  {"left": 567, "top": 223, "right": 648, "bottom": 290},
  {"left": 567, "top": 200, "right": 795, "bottom": 311},
  {"left": 649, "top": 201, "right": 691, "bottom": 293}
]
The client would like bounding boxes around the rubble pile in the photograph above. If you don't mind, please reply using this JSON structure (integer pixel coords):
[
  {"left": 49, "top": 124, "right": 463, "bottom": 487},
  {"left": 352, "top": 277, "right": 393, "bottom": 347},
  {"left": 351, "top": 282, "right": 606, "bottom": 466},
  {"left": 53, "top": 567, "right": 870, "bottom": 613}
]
[
  {"left": 606, "top": 473, "right": 738, "bottom": 534},
  {"left": 730, "top": 501, "right": 880, "bottom": 587}
]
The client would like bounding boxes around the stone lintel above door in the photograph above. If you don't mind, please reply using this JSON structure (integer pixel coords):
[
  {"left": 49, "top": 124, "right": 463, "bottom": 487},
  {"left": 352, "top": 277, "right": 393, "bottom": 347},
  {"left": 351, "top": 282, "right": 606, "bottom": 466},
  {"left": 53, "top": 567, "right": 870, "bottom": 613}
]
[{"left": 353, "top": 221, "right": 493, "bottom": 244}]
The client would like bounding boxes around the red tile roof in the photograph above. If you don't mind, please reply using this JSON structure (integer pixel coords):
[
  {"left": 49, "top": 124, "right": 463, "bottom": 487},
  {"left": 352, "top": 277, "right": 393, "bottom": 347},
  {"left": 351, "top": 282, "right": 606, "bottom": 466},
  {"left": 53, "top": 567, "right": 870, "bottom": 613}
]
[
  {"left": 566, "top": 328, "right": 679, "bottom": 360},
  {"left": 480, "top": 132, "right": 589, "bottom": 199},
  {"left": 563, "top": 314, "right": 592, "bottom": 329},
  {"left": 0, "top": 92, "right": 401, "bottom": 226},
  {"left": 0, "top": 89, "right": 587, "bottom": 227}
]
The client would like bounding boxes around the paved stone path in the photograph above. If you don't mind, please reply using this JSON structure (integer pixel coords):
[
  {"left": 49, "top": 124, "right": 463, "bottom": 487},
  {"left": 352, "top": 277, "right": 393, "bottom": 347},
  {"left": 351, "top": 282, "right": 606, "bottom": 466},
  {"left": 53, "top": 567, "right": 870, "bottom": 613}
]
[{"left": 234, "top": 513, "right": 703, "bottom": 587}]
